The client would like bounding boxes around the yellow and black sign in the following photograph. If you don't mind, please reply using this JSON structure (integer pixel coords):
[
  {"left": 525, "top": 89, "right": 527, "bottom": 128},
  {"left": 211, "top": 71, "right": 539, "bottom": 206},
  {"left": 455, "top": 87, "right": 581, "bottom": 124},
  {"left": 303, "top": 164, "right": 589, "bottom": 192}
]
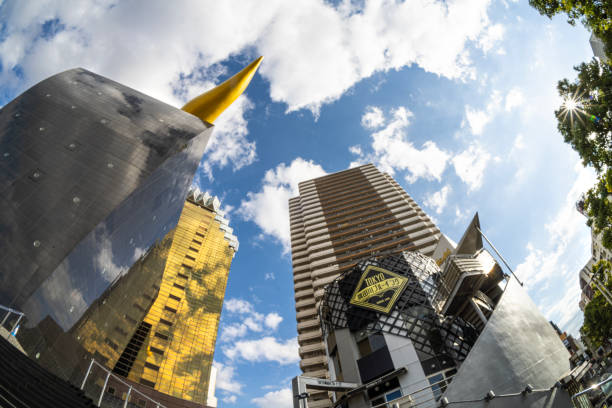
[{"left": 349, "top": 265, "right": 409, "bottom": 314}]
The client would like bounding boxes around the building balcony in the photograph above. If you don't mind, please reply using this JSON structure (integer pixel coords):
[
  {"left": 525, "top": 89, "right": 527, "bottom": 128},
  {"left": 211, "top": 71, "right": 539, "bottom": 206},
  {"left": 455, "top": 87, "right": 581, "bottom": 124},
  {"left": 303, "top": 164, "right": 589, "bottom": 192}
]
[
  {"left": 295, "top": 288, "right": 314, "bottom": 301},
  {"left": 300, "top": 355, "right": 327, "bottom": 370},
  {"left": 295, "top": 298, "right": 316, "bottom": 308},
  {"left": 296, "top": 308, "right": 318, "bottom": 319},
  {"left": 297, "top": 318, "right": 320, "bottom": 331},
  {"left": 307, "top": 397, "right": 333, "bottom": 408},
  {"left": 293, "top": 271, "right": 311, "bottom": 282},
  {"left": 298, "top": 329, "right": 322, "bottom": 342},
  {"left": 294, "top": 280, "right": 312, "bottom": 290},
  {"left": 299, "top": 342, "right": 325, "bottom": 358}
]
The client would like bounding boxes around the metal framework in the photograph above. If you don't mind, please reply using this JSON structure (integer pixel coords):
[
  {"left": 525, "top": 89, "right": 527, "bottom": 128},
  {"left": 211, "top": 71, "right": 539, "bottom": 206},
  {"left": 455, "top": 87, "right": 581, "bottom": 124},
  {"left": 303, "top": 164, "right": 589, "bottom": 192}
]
[
  {"left": 320, "top": 251, "right": 478, "bottom": 362},
  {"left": 81, "top": 358, "right": 167, "bottom": 408},
  {"left": 0, "top": 304, "right": 24, "bottom": 339}
]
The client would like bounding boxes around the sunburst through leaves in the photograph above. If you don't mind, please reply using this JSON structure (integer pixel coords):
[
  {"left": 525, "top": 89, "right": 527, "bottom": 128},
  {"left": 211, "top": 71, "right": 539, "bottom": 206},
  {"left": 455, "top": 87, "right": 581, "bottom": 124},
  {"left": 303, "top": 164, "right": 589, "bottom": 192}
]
[{"left": 558, "top": 88, "right": 589, "bottom": 128}]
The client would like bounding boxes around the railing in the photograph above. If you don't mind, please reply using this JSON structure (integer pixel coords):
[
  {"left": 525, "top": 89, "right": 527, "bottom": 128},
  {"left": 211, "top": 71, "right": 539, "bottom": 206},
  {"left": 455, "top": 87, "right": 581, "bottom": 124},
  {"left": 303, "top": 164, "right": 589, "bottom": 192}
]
[
  {"left": 0, "top": 304, "right": 25, "bottom": 339},
  {"left": 368, "top": 374, "right": 456, "bottom": 408},
  {"left": 572, "top": 374, "right": 612, "bottom": 407},
  {"left": 365, "top": 372, "right": 582, "bottom": 408},
  {"left": 81, "top": 359, "right": 167, "bottom": 408}
]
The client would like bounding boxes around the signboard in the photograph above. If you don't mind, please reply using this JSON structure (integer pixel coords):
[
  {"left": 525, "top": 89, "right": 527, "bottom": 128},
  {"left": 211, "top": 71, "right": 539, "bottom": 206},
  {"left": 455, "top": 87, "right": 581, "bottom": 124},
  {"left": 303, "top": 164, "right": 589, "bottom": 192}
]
[{"left": 349, "top": 265, "right": 409, "bottom": 314}]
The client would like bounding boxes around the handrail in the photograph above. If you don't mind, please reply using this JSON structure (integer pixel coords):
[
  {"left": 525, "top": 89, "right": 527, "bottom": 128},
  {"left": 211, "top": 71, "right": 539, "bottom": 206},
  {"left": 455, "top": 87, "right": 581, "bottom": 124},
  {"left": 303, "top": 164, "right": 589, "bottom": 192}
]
[
  {"left": 81, "top": 358, "right": 167, "bottom": 408},
  {"left": 0, "top": 304, "right": 25, "bottom": 339},
  {"left": 366, "top": 371, "right": 569, "bottom": 408},
  {"left": 571, "top": 375, "right": 612, "bottom": 401},
  {"left": 0, "top": 305, "right": 25, "bottom": 316}
]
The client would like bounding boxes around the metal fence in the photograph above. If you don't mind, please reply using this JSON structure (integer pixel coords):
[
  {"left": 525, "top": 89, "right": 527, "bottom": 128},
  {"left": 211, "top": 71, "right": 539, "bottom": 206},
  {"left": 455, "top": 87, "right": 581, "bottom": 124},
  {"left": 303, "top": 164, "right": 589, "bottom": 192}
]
[
  {"left": 80, "top": 359, "right": 167, "bottom": 408},
  {"left": 0, "top": 304, "right": 24, "bottom": 339}
]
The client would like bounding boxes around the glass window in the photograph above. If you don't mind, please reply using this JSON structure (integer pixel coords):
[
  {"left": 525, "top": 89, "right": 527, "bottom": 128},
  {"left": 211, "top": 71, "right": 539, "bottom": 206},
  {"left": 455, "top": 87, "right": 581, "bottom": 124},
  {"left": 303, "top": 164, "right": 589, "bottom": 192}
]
[
  {"left": 385, "top": 389, "right": 402, "bottom": 402},
  {"left": 370, "top": 397, "right": 384, "bottom": 406},
  {"left": 428, "top": 373, "right": 444, "bottom": 400},
  {"left": 357, "top": 337, "right": 372, "bottom": 357},
  {"left": 358, "top": 332, "right": 387, "bottom": 358},
  {"left": 369, "top": 332, "right": 386, "bottom": 352}
]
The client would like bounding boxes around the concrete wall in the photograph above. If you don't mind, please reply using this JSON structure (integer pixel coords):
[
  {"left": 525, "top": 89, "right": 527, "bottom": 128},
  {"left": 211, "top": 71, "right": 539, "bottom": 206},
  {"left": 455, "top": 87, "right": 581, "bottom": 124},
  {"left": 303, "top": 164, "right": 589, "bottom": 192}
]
[{"left": 384, "top": 333, "right": 434, "bottom": 403}]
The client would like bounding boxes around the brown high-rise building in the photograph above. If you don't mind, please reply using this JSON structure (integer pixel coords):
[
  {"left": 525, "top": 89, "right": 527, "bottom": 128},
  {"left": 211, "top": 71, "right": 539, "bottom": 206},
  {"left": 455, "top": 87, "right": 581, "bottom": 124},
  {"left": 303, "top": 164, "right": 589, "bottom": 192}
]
[{"left": 289, "top": 163, "right": 443, "bottom": 408}]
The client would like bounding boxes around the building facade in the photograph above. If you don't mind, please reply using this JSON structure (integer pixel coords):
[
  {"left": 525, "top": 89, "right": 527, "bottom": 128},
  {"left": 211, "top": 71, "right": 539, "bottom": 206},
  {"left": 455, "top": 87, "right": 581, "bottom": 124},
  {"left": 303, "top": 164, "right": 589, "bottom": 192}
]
[
  {"left": 289, "top": 164, "right": 444, "bottom": 407},
  {"left": 290, "top": 165, "right": 572, "bottom": 408},
  {"left": 590, "top": 33, "right": 609, "bottom": 63},
  {"left": 0, "top": 63, "right": 255, "bottom": 407},
  {"left": 578, "top": 228, "right": 612, "bottom": 311},
  {"left": 111, "top": 190, "right": 237, "bottom": 406},
  {"left": 123, "top": 190, "right": 237, "bottom": 406}
]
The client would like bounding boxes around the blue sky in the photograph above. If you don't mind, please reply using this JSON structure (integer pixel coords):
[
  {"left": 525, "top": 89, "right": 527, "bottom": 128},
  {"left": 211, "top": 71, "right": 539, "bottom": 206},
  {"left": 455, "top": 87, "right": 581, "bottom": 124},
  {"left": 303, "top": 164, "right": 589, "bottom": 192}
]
[{"left": 0, "top": 0, "right": 599, "bottom": 406}]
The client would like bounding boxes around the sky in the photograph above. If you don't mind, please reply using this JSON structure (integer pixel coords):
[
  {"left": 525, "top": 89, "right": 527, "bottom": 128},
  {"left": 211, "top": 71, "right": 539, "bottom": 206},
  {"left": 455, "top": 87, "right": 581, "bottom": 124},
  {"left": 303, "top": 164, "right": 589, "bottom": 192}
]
[{"left": 0, "top": 0, "right": 600, "bottom": 406}]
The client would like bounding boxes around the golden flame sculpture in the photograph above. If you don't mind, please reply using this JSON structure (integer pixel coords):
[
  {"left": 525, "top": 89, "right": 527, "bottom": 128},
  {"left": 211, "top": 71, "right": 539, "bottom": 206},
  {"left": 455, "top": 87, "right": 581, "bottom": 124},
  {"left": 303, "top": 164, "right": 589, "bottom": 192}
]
[{"left": 182, "top": 56, "right": 263, "bottom": 124}]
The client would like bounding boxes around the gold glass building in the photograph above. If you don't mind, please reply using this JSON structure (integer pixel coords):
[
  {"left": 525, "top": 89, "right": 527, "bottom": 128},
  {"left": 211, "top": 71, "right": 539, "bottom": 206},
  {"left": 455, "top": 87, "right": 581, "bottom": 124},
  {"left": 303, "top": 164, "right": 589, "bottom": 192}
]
[{"left": 70, "top": 190, "right": 238, "bottom": 407}]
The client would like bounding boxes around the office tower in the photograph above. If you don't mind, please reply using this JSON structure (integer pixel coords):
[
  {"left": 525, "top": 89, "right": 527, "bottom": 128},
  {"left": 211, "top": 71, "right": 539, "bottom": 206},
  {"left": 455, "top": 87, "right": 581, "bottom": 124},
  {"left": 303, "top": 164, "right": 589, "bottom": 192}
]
[
  {"left": 289, "top": 164, "right": 445, "bottom": 407},
  {"left": 71, "top": 190, "right": 237, "bottom": 407},
  {"left": 122, "top": 190, "right": 237, "bottom": 406},
  {"left": 0, "top": 58, "right": 260, "bottom": 407}
]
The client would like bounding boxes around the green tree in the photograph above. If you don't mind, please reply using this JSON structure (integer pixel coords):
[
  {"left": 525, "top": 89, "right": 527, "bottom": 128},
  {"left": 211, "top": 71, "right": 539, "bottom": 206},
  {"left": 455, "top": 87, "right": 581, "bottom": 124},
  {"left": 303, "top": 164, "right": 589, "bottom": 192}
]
[
  {"left": 584, "top": 172, "right": 612, "bottom": 249},
  {"left": 556, "top": 60, "right": 611, "bottom": 172},
  {"left": 581, "top": 262, "right": 612, "bottom": 347},
  {"left": 528, "top": 0, "right": 612, "bottom": 61},
  {"left": 556, "top": 59, "right": 612, "bottom": 249}
]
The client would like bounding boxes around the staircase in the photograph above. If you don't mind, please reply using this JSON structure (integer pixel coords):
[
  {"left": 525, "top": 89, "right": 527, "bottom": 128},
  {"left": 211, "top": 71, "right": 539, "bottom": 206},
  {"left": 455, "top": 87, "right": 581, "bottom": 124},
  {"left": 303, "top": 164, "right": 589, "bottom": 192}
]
[{"left": 0, "top": 334, "right": 96, "bottom": 408}]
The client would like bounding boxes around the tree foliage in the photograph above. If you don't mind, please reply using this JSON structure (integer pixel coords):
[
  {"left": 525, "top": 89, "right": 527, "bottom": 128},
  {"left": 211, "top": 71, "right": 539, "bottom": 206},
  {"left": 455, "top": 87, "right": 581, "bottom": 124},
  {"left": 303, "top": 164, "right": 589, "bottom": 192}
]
[
  {"left": 584, "top": 170, "right": 612, "bottom": 249},
  {"left": 556, "top": 60, "right": 612, "bottom": 249},
  {"left": 581, "top": 262, "right": 612, "bottom": 347},
  {"left": 529, "top": 0, "right": 612, "bottom": 61},
  {"left": 556, "top": 60, "right": 612, "bottom": 172}
]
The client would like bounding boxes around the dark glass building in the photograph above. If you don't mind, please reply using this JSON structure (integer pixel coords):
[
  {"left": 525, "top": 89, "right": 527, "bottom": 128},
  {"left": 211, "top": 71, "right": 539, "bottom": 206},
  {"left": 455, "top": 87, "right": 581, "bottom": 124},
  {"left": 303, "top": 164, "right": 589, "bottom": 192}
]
[{"left": 0, "top": 68, "right": 213, "bottom": 403}]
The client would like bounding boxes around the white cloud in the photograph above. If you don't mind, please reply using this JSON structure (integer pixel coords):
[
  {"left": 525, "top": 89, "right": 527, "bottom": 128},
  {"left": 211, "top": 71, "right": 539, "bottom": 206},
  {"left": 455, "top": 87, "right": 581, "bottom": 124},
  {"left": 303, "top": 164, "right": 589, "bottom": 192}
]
[
  {"left": 243, "top": 316, "right": 263, "bottom": 332},
  {"left": 222, "top": 395, "right": 237, "bottom": 404},
  {"left": 264, "top": 313, "right": 283, "bottom": 330},
  {"left": 515, "top": 162, "right": 596, "bottom": 288},
  {"left": 265, "top": 272, "right": 275, "bottom": 280},
  {"left": 505, "top": 87, "right": 525, "bottom": 112},
  {"left": 0, "top": 1, "right": 501, "bottom": 182},
  {"left": 197, "top": 95, "right": 257, "bottom": 181},
  {"left": 220, "top": 324, "right": 248, "bottom": 342},
  {"left": 513, "top": 134, "right": 525, "bottom": 150},
  {"left": 354, "top": 106, "right": 450, "bottom": 183},
  {"left": 452, "top": 143, "right": 492, "bottom": 191},
  {"left": 514, "top": 162, "right": 597, "bottom": 335},
  {"left": 424, "top": 185, "right": 452, "bottom": 215},
  {"left": 220, "top": 299, "right": 283, "bottom": 342},
  {"left": 454, "top": 206, "right": 471, "bottom": 224},
  {"left": 224, "top": 337, "right": 299, "bottom": 365},
  {"left": 238, "top": 158, "right": 326, "bottom": 252},
  {"left": 464, "top": 90, "right": 502, "bottom": 135},
  {"left": 361, "top": 106, "right": 385, "bottom": 129},
  {"left": 464, "top": 107, "right": 491, "bottom": 136},
  {"left": 252, "top": 388, "right": 293, "bottom": 408},
  {"left": 225, "top": 298, "right": 255, "bottom": 314},
  {"left": 349, "top": 145, "right": 363, "bottom": 156},
  {"left": 213, "top": 361, "right": 243, "bottom": 394},
  {"left": 1, "top": 0, "right": 497, "bottom": 116},
  {"left": 477, "top": 23, "right": 505, "bottom": 54}
]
